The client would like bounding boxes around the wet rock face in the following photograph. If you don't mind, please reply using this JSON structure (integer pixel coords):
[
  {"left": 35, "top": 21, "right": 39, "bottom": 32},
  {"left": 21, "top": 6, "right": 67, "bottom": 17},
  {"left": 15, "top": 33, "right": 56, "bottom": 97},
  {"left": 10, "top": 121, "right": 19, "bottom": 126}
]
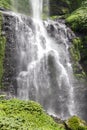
[
  {"left": 44, "top": 19, "right": 87, "bottom": 121},
  {"left": 45, "top": 19, "right": 75, "bottom": 43},
  {"left": 2, "top": 13, "right": 34, "bottom": 95},
  {"left": 74, "top": 81, "right": 87, "bottom": 121},
  {"left": 2, "top": 14, "right": 17, "bottom": 95}
]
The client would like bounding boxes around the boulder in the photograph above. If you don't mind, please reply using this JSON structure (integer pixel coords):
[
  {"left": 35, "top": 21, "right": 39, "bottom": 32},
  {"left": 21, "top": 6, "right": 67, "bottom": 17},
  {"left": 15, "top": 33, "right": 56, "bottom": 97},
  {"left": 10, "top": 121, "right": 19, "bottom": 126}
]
[{"left": 65, "top": 116, "right": 87, "bottom": 130}]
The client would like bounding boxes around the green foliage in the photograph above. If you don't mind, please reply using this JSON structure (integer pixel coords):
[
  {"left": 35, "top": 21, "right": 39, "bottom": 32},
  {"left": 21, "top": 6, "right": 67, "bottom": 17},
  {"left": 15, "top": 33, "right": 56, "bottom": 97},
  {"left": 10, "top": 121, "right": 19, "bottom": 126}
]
[
  {"left": 70, "top": 37, "right": 86, "bottom": 79},
  {"left": 11, "top": 0, "right": 49, "bottom": 18},
  {"left": 0, "top": 99, "right": 65, "bottom": 130},
  {"left": 49, "top": 0, "right": 70, "bottom": 16},
  {"left": 0, "top": 0, "right": 11, "bottom": 9},
  {"left": 0, "top": 95, "right": 6, "bottom": 100},
  {"left": 78, "top": 36, "right": 87, "bottom": 74},
  {"left": 66, "top": 0, "right": 87, "bottom": 33},
  {"left": 49, "top": 0, "right": 83, "bottom": 16},
  {"left": 66, "top": 116, "right": 87, "bottom": 130},
  {"left": 70, "top": 37, "right": 81, "bottom": 62},
  {"left": 11, "top": 0, "right": 31, "bottom": 15},
  {"left": 66, "top": 0, "right": 87, "bottom": 76},
  {"left": 78, "top": 36, "right": 87, "bottom": 60},
  {"left": 70, "top": 36, "right": 87, "bottom": 76}
]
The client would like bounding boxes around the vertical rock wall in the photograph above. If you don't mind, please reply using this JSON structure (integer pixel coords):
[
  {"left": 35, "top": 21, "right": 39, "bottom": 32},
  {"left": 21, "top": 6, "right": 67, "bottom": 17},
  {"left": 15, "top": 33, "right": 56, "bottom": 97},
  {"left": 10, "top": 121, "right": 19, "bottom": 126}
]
[{"left": 2, "top": 13, "right": 17, "bottom": 95}]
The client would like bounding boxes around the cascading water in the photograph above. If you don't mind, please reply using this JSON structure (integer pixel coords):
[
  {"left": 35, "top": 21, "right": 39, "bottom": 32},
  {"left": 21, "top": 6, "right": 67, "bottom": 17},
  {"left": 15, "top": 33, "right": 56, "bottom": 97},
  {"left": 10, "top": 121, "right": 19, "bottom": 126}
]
[
  {"left": 3, "top": 0, "right": 78, "bottom": 119},
  {"left": 30, "top": 0, "right": 43, "bottom": 20},
  {"left": 10, "top": 0, "right": 76, "bottom": 119}
]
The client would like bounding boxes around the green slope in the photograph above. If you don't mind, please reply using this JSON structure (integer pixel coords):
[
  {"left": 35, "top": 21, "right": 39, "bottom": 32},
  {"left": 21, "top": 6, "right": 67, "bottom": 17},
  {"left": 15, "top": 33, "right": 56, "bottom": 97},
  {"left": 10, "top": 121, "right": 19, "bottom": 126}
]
[{"left": 0, "top": 98, "right": 65, "bottom": 130}]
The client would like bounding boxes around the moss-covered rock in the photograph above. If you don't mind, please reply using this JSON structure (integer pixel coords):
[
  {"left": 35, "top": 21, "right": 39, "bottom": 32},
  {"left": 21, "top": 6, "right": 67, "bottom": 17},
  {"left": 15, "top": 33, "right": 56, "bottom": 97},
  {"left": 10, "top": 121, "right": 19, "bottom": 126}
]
[
  {"left": 66, "top": 7, "right": 87, "bottom": 33},
  {"left": 70, "top": 37, "right": 86, "bottom": 79},
  {"left": 66, "top": 0, "right": 87, "bottom": 33},
  {"left": 66, "top": 0, "right": 87, "bottom": 77},
  {"left": 65, "top": 116, "right": 87, "bottom": 130},
  {"left": 0, "top": 13, "right": 6, "bottom": 87},
  {"left": 78, "top": 36, "right": 87, "bottom": 75},
  {"left": 0, "top": 98, "right": 65, "bottom": 130},
  {"left": 0, "top": 0, "right": 11, "bottom": 88},
  {"left": 70, "top": 35, "right": 87, "bottom": 77},
  {"left": 70, "top": 37, "right": 81, "bottom": 62}
]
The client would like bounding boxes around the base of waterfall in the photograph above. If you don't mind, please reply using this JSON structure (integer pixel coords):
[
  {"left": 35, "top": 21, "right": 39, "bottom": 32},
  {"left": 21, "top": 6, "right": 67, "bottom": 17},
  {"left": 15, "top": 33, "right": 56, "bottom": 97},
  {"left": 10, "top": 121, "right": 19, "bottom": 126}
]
[{"left": 0, "top": 97, "right": 87, "bottom": 130}]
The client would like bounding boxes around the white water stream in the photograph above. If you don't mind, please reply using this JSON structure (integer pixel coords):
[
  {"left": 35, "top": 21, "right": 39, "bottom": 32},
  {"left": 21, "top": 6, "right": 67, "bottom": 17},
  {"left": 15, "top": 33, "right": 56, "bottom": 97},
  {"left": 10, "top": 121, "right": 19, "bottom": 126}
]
[{"left": 10, "top": 0, "right": 76, "bottom": 119}]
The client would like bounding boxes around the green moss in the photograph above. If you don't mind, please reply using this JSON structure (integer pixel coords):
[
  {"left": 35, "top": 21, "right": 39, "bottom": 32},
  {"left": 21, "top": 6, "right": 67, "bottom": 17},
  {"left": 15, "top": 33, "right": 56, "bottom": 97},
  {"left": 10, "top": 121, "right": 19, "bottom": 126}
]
[
  {"left": 0, "top": 13, "right": 6, "bottom": 88},
  {"left": 0, "top": 0, "right": 11, "bottom": 9},
  {"left": 66, "top": 116, "right": 87, "bottom": 130},
  {"left": 0, "top": 95, "right": 6, "bottom": 100},
  {"left": 70, "top": 37, "right": 81, "bottom": 62},
  {"left": 0, "top": 0, "right": 11, "bottom": 88},
  {"left": 66, "top": 0, "right": 87, "bottom": 32},
  {"left": 77, "top": 36, "right": 87, "bottom": 75},
  {"left": 70, "top": 36, "right": 87, "bottom": 76},
  {"left": 70, "top": 37, "right": 86, "bottom": 79},
  {"left": 66, "top": 0, "right": 87, "bottom": 76},
  {"left": 0, "top": 98, "right": 65, "bottom": 130}
]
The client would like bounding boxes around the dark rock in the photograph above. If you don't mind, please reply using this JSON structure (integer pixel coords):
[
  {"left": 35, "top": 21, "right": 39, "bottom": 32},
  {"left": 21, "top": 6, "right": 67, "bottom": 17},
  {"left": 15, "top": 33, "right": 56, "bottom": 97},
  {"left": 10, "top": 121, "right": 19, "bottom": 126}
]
[
  {"left": 0, "top": 7, "right": 6, "bottom": 11},
  {"left": 51, "top": 115, "right": 64, "bottom": 124},
  {"left": 1, "top": 12, "right": 35, "bottom": 96}
]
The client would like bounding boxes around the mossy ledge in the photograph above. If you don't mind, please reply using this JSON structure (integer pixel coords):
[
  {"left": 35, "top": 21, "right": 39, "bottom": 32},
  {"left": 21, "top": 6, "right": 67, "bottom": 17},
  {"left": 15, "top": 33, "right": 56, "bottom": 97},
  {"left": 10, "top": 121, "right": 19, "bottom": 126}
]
[
  {"left": 0, "top": 97, "right": 87, "bottom": 130},
  {"left": 65, "top": 116, "right": 87, "bottom": 130},
  {"left": 0, "top": 98, "right": 65, "bottom": 130}
]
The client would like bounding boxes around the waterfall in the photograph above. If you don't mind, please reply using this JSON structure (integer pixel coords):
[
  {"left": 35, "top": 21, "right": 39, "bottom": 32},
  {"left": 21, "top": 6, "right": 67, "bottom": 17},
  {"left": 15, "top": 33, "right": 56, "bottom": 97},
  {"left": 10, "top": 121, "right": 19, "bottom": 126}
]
[
  {"left": 30, "top": 0, "right": 43, "bottom": 20},
  {"left": 6, "top": 0, "right": 77, "bottom": 119}
]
